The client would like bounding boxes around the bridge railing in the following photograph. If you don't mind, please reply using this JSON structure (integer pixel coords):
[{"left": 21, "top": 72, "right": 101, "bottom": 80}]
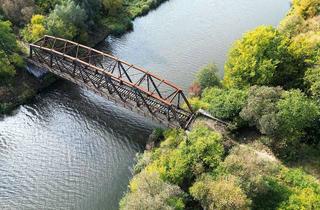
[{"left": 29, "top": 35, "right": 195, "bottom": 128}]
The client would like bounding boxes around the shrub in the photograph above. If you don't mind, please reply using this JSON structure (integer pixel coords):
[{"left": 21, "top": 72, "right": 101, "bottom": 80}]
[
  {"left": 196, "top": 63, "right": 221, "bottom": 90},
  {"left": 224, "top": 26, "right": 290, "bottom": 88},
  {"left": 119, "top": 171, "right": 185, "bottom": 210},
  {"left": 240, "top": 86, "right": 283, "bottom": 135},
  {"left": 201, "top": 87, "right": 248, "bottom": 120},
  {"left": 190, "top": 175, "right": 251, "bottom": 210}
]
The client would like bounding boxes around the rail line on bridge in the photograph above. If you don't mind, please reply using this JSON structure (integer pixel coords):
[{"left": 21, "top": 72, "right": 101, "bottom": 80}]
[{"left": 28, "top": 35, "right": 195, "bottom": 128}]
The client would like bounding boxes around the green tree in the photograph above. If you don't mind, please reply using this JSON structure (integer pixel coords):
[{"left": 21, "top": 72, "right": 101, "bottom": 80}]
[
  {"left": 145, "top": 125, "right": 224, "bottom": 186},
  {"left": 102, "top": 0, "right": 123, "bottom": 16},
  {"left": 190, "top": 175, "right": 251, "bottom": 210},
  {"left": 120, "top": 171, "right": 185, "bottom": 210},
  {"left": 291, "top": 0, "right": 320, "bottom": 18},
  {"left": 0, "top": 20, "right": 23, "bottom": 83},
  {"left": 21, "top": 14, "right": 47, "bottom": 42},
  {"left": 34, "top": 0, "right": 61, "bottom": 13},
  {"left": 224, "top": 26, "right": 289, "bottom": 88},
  {"left": 305, "top": 66, "right": 320, "bottom": 98},
  {"left": 46, "top": 0, "right": 88, "bottom": 40},
  {"left": 196, "top": 63, "right": 221, "bottom": 90},
  {"left": 0, "top": 0, "right": 34, "bottom": 26},
  {"left": 276, "top": 89, "right": 320, "bottom": 142},
  {"left": 240, "top": 86, "right": 283, "bottom": 135}
]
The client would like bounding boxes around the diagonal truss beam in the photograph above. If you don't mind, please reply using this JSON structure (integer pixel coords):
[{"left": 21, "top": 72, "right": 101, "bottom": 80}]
[{"left": 29, "top": 35, "right": 195, "bottom": 128}]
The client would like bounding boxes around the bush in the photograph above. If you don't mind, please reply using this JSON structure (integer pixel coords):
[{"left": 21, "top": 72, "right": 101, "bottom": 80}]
[
  {"left": 196, "top": 63, "right": 221, "bottom": 90},
  {"left": 190, "top": 175, "right": 251, "bottom": 210},
  {"left": 119, "top": 171, "right": 185, "bottom": 210},
  {"left": 240, "top": 86, "right": 283, "bottom": 135},
  {"left": 201, "top": 87, "right": 248, "bottom": 120}
]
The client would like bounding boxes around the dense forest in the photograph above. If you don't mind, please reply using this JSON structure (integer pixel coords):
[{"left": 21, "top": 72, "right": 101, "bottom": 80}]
[
  {"left": 120, "top": 0, "right": 320, "bottom": 209},
  {"left": 0, "top": 0, "right": 166, "bottom": 113}
]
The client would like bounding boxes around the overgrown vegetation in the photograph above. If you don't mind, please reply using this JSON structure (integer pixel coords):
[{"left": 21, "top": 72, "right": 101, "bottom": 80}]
[
  {"left": 122, "top": 1, "right": 320, "bottom": 209},
  {"left": 121, "top": 124, "right": 320, "bottom": 209},
  {"left": 189, "top": 0, "right": 320, "bottom": 160}
]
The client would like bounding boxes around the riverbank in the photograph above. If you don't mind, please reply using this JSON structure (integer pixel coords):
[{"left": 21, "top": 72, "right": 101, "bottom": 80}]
[
  {"left": 84, "top": 0, "right": 170, "bottom": 46},
  {"left": 0, "top": 0, "right": 170, "bottom": 114},
  {"left": 0, "top": 68, "right": 56, "bottom": 114}
]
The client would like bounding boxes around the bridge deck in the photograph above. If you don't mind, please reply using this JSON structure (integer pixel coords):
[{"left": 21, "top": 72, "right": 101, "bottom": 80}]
[{"left": 29, "top": 35, "right": 195, "bottom": 128}]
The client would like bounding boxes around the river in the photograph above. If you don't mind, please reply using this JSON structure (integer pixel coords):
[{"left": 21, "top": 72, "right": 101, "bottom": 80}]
[{"left": 0, "top": 0, "right": 290, "bottom": 209}]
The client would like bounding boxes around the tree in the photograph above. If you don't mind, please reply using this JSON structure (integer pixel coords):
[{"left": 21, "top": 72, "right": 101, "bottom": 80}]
[
  {"left": 0, "top": 0, "right": 35, "bottom": 26},
  {"left": 101, "top": 0, "right": 123, "bottom": 16},
  {"left": 190, "top": 175, "right": 251, "bottom": 210},
  {"left": 291, "top": 0, "right": 320, "bottom": 18},
  {"left": 196, "top": 63, "right": 221, "bottom": 90},
  {"left": 240, "top": 86, "right": 283, "bottom": 135},
  {"left": 46, "top": 0, "right": 88, "bottom": 40},
  {"left": 34, "top": 0, "right": 61, "bottom": 13},
  {"left": 276, "top": 89, "right": 320, "bottom": 142},
  {"left": 224, "top": 26, "right": 291, "bottom": 88},
  {"left": 304, "top": 66, "right": 320, "bottom": 98},
  {"left": 119, "top": 171, "right": 185, "bottom": 210},
  {"left": 74, "top": 0, "right": 102, "bottom": 26},
  {"left": 21, "top": 14, "right": 47, "bottom": 42},
  {"left": 0, "top": 20, "right": 23, "bottom": 83},
  {"left": 145, "top": 125, "right": 224, "bottom": 186}
]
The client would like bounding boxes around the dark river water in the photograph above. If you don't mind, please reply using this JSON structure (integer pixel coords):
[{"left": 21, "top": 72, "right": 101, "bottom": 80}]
[{"left": 0, "top": 0, "right": 289, "bottom": 209}]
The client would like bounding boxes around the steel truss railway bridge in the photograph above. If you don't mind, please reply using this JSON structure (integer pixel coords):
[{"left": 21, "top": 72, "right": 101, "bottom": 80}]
[{"left": 28, "top": 35, "right": 196, "bottom": 128}]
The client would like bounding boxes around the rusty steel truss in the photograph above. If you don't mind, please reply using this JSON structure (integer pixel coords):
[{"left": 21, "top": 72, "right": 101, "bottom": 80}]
[{"left": 29, "top": 35, "right": 195, "bottom": 128}]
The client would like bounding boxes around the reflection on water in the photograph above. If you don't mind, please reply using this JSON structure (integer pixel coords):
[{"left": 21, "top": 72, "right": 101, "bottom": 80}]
[
  {"left": 0, "top": 81, "right": 156, "bottom": 210},
  {"left": 0, "top": 0, "right": 289, "bottom": 209}
]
